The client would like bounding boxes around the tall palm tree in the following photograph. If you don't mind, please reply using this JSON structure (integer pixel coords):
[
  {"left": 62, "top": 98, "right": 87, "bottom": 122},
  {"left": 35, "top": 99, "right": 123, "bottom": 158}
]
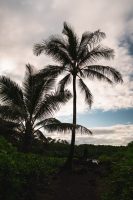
[{"left": 33, "top": 22, "right": 123, "bottom": 167}]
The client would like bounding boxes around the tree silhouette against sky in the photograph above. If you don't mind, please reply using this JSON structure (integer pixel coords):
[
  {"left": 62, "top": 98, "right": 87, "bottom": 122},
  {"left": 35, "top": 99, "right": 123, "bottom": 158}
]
[
  {"left": 0, "top": 64, "right": 73, "bottom": 152},
  {"left": 34, "top": 22, "right": 123, "bottom": 168}
]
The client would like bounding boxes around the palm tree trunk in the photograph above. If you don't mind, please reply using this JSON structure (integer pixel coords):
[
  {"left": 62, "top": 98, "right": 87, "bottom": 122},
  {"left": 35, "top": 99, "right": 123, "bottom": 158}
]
[
  {"left": 22, "top": 121, "right": 33, "bottom": 152},
  {"left": 65, "top": 75, "right": 77, "bottom": 169}
]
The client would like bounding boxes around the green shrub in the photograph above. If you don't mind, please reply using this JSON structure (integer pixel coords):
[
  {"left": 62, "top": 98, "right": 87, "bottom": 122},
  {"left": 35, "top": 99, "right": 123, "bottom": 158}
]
[
  {"left": 101, "top": 148, "right": 133, "bottom": 200},
  {"left": 0, "top": 137, "right": 64, "bottom": 200}
]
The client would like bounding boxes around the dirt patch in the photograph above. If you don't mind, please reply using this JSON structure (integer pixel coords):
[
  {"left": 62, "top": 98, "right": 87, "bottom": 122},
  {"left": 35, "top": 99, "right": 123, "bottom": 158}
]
[{"left": 38, "top": 165, "right": 101, "bottom": 200}]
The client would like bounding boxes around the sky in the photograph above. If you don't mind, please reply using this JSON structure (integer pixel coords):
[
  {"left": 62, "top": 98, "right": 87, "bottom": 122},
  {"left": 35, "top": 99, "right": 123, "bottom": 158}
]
[{"left": 0, "top": 0, "right": 133, "bottom": 145}]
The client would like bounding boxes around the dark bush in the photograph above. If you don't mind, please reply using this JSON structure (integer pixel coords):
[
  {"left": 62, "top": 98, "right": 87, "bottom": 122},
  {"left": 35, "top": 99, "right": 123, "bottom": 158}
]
[{"left": 0, "top": 137, "right": 64, "bottom": 200}]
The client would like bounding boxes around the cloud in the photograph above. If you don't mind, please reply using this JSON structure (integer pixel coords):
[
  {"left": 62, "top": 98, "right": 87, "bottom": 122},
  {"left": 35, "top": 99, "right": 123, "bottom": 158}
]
[
  {"left": 46, "top": 124, "right": 133, "bottom": 146},
  {"left": 0, "top": 0, "right": 133, "bottom": 116}
]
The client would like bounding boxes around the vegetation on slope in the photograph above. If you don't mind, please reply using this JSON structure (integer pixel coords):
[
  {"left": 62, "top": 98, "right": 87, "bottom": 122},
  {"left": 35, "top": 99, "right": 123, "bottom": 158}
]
[
  {"left": 0, "top": 135, "right": 133, "bottom": 200},
  {"left": 0, "top": 136, "right": 64, "bottom": 200}
]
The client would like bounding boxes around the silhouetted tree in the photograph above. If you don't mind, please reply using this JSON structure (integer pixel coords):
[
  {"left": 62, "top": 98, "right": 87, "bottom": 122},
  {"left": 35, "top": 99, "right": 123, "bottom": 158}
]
[
  {"left": 0, "top": 64, "right": 73, "bottom": 152},
  {"left": 34, "top": 22, "right": 123, "bottom": 168}
]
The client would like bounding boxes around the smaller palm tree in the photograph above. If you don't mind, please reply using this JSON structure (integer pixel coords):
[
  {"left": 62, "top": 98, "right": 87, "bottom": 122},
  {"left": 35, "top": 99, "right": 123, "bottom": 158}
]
[{"left": 0, "top": 64, "right": 91, "bottom": 152}]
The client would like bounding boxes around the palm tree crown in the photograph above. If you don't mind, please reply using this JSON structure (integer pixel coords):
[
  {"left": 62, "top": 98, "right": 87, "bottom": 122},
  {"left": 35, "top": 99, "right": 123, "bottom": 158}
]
[{"left": 34, "top": 22, "right": 123, "bottom": 96}]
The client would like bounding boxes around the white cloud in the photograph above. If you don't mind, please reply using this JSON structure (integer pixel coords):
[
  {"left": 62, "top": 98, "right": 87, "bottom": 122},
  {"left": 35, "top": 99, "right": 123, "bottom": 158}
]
[
  {"left": 0, "top": 0, "right": 133, "bottom": 116},
  {"left": 46, "top": 124, "right": 133, "bottom": 146}
]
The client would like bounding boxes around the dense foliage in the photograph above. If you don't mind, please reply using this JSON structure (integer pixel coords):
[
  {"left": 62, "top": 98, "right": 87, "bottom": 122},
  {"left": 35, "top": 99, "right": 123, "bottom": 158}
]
[
  {"left": 100, "top": 145, "right": 133, "bottom": 200},
  {"left": 0, "top": 137, "right": 64, "bottom": 200},
  {"left": 0, "top": 134, "right": 133, "bottom": 200}
]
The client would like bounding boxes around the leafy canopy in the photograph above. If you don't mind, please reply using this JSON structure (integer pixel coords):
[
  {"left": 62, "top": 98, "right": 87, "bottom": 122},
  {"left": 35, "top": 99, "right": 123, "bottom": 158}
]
[{"left": 34, "top": 22, "right": 123, "bottom": 108}]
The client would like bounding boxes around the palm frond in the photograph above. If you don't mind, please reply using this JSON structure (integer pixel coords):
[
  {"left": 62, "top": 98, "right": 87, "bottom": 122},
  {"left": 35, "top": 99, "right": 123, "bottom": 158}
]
[
  {"left": 83, "top": 65, "right": 123, "bottom": 83},
  {"left": 46, "top": 35, "right": 68, "bottom": 51},
  {"left": 79, "top": 30, "right": 105, "bottom": 49},
  {"left": 34, "top": 90, "right": 72, "bottom": 120},
  {"left": 63, "top": 22, "right": 79, "bottom": 60},
  {"left": 0, "top": 118, "right": 19, "bottom": 129},
  {"left": 35, "top": 117, "right": 61, "bottom": 127},
  {"left": 23, "top": 64, "right": 42, "bottom": 116},
  {"left": 77, "top": 67, "right": 86, "bottom": 78},
  {"left": 44, "top": 122, "right": 92, "bottom": 134},
  {"left": 30, "top": 76, "right": 57, "bottom": 116},
  {"left": 33, "top": 129, "right": 48, "bottom": 142},
  {"left": 23, "top": 64, "right": 34, "bottom": 106},
  {"left": 38, "top": 65, "right": 65, "bottom": 79},
  {"left": 82, "top": 69, "right": 113, "bottom": 84},
  {"left": 0, "top": 118, "right": 20, "bottom": 139},
  {"left": 26, "top": 78, "right": 44, "bottom": 117},
  {"left": 0, "top": 76, "right": 24, "bottom": 107},
  {"left": 78, "top": 30, "right": 106, "bottom": 58},
  {"left": 35, "top": 37, "right": 72, "bottom": 65},
  {"left": 0, "top": 105, "right": 24, "bottom": 121},
  {"left": 58, "top": 73, "right": 71, "bottom": 92},
  {"left": 79, "top": 45, "right": 114, "bottom": 66},
  {"left": 34, "top": 35, "right": 68, "bottom": 56},
  {"left": 42, "top": 77, "right": 56, "bottom": 93},
  {"left": 33, "top": 41, "right": 46, "bottom": 56},
  {"left": 78, "top": 78, "right": 93, "bottom": 107}
]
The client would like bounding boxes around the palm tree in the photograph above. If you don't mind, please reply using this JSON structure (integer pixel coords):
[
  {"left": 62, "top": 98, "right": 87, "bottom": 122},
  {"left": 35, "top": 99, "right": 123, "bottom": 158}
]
[
  {"left": 0, "top": 64, "right": 74, "bottom": 152},
  {"left": 33, "top": 22, "right": 123, "bottom": 168},
  {"left": 0, "top": 64, "right": 91, "bottom": 152}
]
